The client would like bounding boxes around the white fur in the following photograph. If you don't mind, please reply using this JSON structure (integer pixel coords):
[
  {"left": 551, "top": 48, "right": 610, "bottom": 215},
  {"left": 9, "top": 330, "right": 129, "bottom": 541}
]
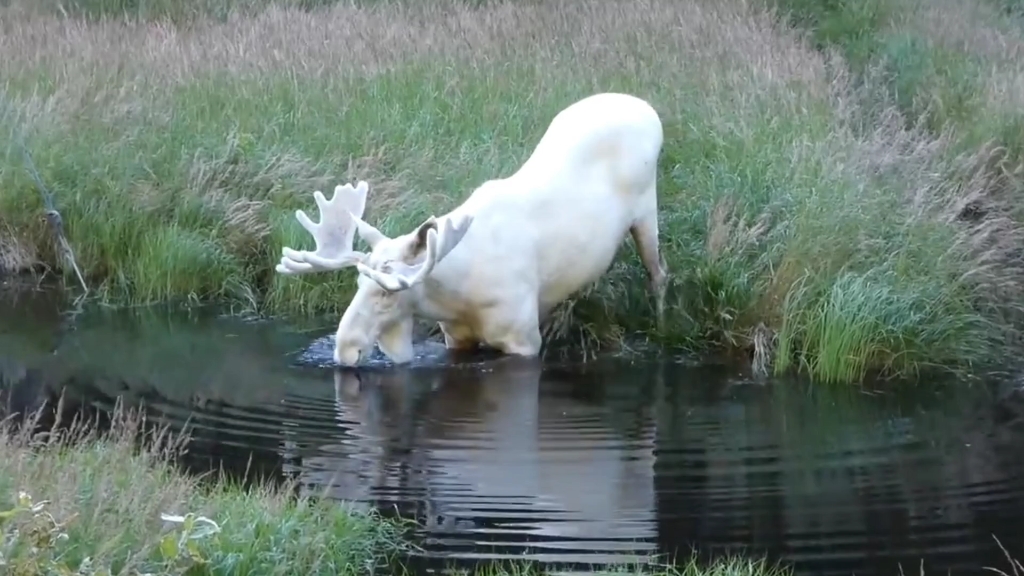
[{"left": 277, "top": 92, "right": 669, "bottom": 366}]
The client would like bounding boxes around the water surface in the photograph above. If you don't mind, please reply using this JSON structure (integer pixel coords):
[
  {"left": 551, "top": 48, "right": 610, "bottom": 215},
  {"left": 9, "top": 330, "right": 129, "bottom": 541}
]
[{"left": 2, "top": 287, "right": 1024, "bottom": 575}]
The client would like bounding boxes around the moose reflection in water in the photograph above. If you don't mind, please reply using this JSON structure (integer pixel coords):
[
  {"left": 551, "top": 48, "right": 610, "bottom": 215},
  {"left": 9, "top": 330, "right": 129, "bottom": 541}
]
[{"left": 289, "top": 357, "right": 659, "bottom": 565}]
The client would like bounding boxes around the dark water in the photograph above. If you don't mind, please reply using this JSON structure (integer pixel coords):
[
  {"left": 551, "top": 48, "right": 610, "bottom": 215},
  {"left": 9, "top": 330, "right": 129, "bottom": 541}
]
[{"left": 3, "top": 286, "right": 1024, "bottom": 575}]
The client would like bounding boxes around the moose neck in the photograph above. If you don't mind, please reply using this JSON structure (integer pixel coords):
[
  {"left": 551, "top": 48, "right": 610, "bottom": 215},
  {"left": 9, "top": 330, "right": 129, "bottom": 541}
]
[
  {"left": 410, "top": 287, "right": 460, "bottom": 323},
  {"left": 401, "top": 199, "right": 493, "bottom": 326},
  {"left": 406, "top": 233, "right": 474, "bottom": 325}
]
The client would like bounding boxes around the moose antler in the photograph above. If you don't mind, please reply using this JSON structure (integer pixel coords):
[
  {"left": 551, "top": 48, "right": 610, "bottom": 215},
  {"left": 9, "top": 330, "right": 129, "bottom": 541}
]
[
  {"left": 276, "top": 181, "right": 387, "bottom": 275},
  {"left": 357, "top": 214, "right": 474, "bottom": 291}
]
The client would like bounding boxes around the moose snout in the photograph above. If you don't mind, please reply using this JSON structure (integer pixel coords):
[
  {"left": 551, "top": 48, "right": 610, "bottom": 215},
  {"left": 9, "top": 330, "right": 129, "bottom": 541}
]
[
  {"left": 334, "top": 333, "right": 373, "bottom": 367},
  {"left": 334, "top": 344, "right": 364, "bottom": 367}
]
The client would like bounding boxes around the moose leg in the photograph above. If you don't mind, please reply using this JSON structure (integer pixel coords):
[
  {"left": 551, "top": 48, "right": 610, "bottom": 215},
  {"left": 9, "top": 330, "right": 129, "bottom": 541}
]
[
  {"left": 497, "top": 328, "right": 543, "bottom": 357},
  {"left": 630, "top": 212, "right": 669, "bottom": 327},
  {"left": 482, "top": 299, "right": 543, "bottom": 357},
  {"left": 439, "top": 321, "right": 480, "bottom": 351},
  {"left": 496, "top": 329, "right": 543, "bottom": 357}
]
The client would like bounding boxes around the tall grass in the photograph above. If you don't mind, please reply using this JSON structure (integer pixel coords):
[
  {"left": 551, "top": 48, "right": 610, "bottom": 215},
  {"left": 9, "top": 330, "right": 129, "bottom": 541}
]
[
  {"left": 2, "top": 0, "right": 1024, "bottom": 383},
  {"left": 773, "top": 0, "right": 1024, "bottom": 162}
]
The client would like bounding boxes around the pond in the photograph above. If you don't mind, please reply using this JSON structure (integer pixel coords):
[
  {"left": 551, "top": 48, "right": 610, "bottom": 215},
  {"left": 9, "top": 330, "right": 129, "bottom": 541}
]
[{"left": 2, "top": 286, "right": 1024, "bottom": 575}]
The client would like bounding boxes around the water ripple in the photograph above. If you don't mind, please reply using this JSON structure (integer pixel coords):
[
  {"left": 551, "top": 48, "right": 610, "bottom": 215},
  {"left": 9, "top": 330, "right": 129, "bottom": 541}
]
[{"left": 2, "top": 301, "right": 1024, "bottom": 575}]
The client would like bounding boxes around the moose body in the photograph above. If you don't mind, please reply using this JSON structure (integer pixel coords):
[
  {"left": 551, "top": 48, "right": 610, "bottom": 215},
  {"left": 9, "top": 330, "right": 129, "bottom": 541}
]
[{"left": 277, "top": 92, "right": 668, "bottom": 366}]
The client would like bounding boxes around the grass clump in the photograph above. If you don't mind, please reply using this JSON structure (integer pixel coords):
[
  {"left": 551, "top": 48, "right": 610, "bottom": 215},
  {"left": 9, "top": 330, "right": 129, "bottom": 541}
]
[
  {"left": 444, "top": 554, "right": 791, "bottom": 576},
  {"left": 3, "top": 0, "right": 1024, "bottom": 384},
  {"left": 0, "top": 402, "right": 405, "bottom": 574}
]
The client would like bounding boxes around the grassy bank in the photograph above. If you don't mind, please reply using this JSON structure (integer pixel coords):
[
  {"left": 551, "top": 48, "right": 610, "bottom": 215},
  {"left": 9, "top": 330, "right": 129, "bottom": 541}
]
[
  {"left": 760, "top": 0, "right": 1024, "bottom": 382},
  {"left": 0, "top": 402, "right": 782, "bottom": 576},
  {"left": 0, "top": 403, "right": 407, "bottom": 574},
  {"left": 3, "top": 0, "right": 1024, "bottom": 383},
  {"left": 772, "top": 0, "right": 1024, "bottom": 161}
]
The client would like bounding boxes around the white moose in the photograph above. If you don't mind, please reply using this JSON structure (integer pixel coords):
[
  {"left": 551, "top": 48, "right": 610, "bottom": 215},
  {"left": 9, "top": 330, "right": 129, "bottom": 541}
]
[{"left": 276, "top": 92, "right": 669, "bottom": 366}]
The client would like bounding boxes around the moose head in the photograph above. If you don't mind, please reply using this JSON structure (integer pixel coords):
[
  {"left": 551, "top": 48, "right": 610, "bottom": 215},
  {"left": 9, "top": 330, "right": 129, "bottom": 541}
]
[{"left": 276, "top": 181, "right": 473, "bottom": 366}]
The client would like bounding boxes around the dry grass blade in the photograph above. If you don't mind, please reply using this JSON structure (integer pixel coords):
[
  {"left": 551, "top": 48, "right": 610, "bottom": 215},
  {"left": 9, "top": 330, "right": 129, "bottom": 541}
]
[{"left": 984, "top": 534, "right": 1024, "bottom": 576}]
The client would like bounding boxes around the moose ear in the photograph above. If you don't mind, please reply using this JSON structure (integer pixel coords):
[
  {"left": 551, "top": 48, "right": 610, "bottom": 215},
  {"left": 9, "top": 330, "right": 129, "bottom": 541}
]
[{"left": 408, "top": 216, "right": 439, "bottom": 258}]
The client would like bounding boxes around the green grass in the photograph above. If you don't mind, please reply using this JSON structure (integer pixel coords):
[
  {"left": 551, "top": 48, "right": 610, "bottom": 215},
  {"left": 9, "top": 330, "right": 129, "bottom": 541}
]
[
  {"left": 3, "top": 0, "right": 1024, "bottom": 384},
  {"left": 0, "top": 403, "right": 407, "bottom": 574}
]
